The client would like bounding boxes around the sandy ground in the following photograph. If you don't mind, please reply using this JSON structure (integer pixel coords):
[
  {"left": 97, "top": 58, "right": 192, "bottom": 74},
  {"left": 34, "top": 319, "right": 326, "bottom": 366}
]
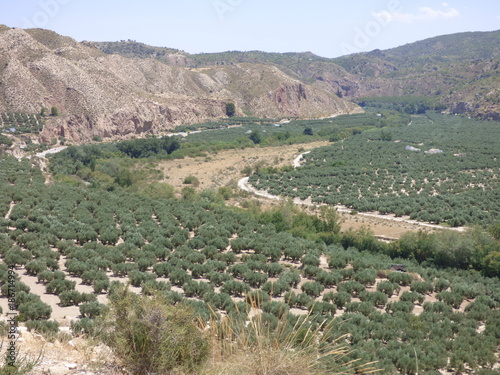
[{"left": 158, "top": 141, "right": 329, "bottom": 193}]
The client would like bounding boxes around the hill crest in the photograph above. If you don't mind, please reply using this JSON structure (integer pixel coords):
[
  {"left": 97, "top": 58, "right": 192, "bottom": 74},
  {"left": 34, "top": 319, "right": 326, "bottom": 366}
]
[
  {"left": 95, "top": 29, "right": 500, "bottom": 120},
  {"left": 0, "top": 27, "right": 359, "bottom": 143}
]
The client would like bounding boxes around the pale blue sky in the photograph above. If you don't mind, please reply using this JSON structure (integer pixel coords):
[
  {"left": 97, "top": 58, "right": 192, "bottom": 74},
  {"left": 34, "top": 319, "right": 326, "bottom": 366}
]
[{"left": 1, "top": 0, "right": 498, "bottom": 57}]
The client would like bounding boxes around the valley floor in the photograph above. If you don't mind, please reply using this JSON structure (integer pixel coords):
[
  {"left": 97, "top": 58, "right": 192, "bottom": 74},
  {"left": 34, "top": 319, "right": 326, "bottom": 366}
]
[{"left": 156, "top": 141, "right": 458, "bottom": 239}]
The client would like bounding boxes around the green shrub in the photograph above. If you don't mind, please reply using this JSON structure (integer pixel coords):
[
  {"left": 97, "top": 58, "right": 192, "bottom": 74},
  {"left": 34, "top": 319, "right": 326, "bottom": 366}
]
[
  {"left": 346, "top": 302, "right": 376, "bottom": 316},
  {"left": 128, "top": 270, "right": 156, "bottom": 287},
  {"left": 45, "top": 279, "right": 76, "bottom": 295},
  {"left": 264, "top": 262, "right": 283, "bottom": 277},
  {"left": 183, "top": 175, "right": 200, "bottom": 187},
  {"left": 24, "top": 260, "right": 48, "bottom": 276},
  {"left": 59, "top": 290, "right": 83, "bottom": 306},
  {"left": 339, "top": 268, "right": 354, "bottom": 280},
  {"left": 316, "top": 270, "right": 342, "bottom": 288},
  {"left": 262, "top": 301, "right": 290, "bottom": 319},
  {"left": 302, "top": 265, "right": 321, "bottom": 279},
  {"left": 239, "top": 165, "right": 252, "bottom": 177},
  {"left": 386, "top": 301, "right": 414, "bottom": 314},
  {"left": 93, "top": 279, "right": 110, "bottom": 294},
  {"left": 307, "top": 301, "right": 336, "bottom": 315},
  {"left": 220, "top": 280, "right": 250, "bottom": 297},
  {"left": 329, "top": 291, "right": 351, "bottom": 309},
  {"left": 423, "top": 301, "right": 453, "bottom": 314},
  {"left": 142, "top": 280, "right": 171, "bottom": 296},
  {"left": 243, "top": 271, "right": 268, "bottom": 288},
  {"left": 71, "top": 318, "right": 97, "bottom": 337},
  {"left": 80, "top": 302, "right": 108, "bottom": 319},
  {"left": 337, "top": 280, "right": 365, "bottom": 297},
  {"left": 295, "top": 293, "right": 314, "bottom": 309},
  {"left": 245, "top": 290, "right": 271, "bottom": 308},
  {"left": 410, "top": 281, "right": 434, "bottom": 295},
  {"left": 279, "top": 270, "right": 301, "bottom": 288},
  {"left": 436, "top": 291, "right": 464, "bottom": 309},
  {"left": 387, "top": 272, "right": 413, "bottom": 286},
  {"left": 25, "top": 320, "right": 60, "bottom": 336},
  {"left": 377, "top": 280, "right": 400, "bottom": 297},
  {"left": 300, "top": 281, "right": 324, "bottom": 298},
  {"left": 327, "top": 254, "right": 348, "bottom": 269},
  {"left": 353, "top": 268, "right": 377, "bottom": 286},
  {"left": 359, "top": 291, "right": 388, "bottom": 308},
  {"left": 434, "top": 277, "right": 450, "bottom": 292},
  {"left": 261, "top": 280, "right": 290, "bottom": 297},
  {"left": 206, "top": 270, "right": 231, "bottom": 287},
  {"left": 182, "top": 281, "right": 213, "bottom": 299},
  {"left": 400, "top": 291, "right": 425, "bottom": 304},
  {"left": 102, "top": 287, "right": 210, "bottom": 375},
  {"left": 225, "top": 102, "right": 236, "bottom": 117},
  {"left": 18, "top": 300, "right": 52, "bottom": 321}
]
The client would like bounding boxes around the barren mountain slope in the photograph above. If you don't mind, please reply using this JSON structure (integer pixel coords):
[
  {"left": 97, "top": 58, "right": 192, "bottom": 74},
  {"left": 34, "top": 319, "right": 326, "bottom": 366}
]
[
  {"left": 97, "top": 30, "right": 500, "bottom": 120},
  {"left": 0, "top": 26, "right": 360, "bottom": 143}
]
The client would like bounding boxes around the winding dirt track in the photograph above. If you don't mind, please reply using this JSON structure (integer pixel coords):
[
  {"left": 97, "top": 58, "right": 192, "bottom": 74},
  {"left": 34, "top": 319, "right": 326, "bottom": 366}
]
[{"left": 238, "top": 153, "right": 465, "bottom": 233}]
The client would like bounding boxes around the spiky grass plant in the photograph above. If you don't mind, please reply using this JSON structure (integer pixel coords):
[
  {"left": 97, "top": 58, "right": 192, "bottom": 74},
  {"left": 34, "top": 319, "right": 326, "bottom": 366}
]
[{"left": 201, "top": 297, "right": 380, "bottom": 375}]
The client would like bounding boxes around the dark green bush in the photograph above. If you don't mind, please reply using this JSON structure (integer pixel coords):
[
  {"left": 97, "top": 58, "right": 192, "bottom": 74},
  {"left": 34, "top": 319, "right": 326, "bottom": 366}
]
[
  {"left": 80, "top": 302, "right": 108, "bottom": 319},
  {"left": 71, "top": 317, "right": 97, "bottom": 337},
  {"left": 387, "top": 272, "right": 413, "bottom": 286},
  {"left": 25, "top": 320, "right": 60, "bottom": 336},
  {"left": 377, "top": 280, "right": 400, "bottom": 297},
  {"left": 301, "top": 281, "right": 324, "bottom": 298},
  {"left": 18, "top": 300, "right": 52, "bottom": 321}
]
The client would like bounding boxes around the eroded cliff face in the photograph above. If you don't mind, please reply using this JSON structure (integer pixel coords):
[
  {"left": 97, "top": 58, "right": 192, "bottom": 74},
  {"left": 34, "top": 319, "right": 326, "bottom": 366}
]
[{"left": 0, "top": 27, "right": 361, "bottom": 143}]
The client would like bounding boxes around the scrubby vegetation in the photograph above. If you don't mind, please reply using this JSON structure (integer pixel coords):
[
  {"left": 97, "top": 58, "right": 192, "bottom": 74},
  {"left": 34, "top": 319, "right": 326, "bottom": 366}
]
[{"left": 101, "top": 286, "right": 209, "bottom": 375}]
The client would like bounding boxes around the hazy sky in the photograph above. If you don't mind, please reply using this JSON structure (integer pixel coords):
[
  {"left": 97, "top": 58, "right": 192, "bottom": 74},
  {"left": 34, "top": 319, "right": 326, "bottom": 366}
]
[{"left": 1, "top": 0, "right": 499, "bottom": 57}]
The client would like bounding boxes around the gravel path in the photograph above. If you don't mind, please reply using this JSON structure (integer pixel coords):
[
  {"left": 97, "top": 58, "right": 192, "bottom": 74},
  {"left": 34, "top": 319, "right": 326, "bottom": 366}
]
[
  {"left": 35, "top": 146, "right": 68, "bottom": 158},
  {"left": 292, "top": 151, "right": 310, "bottom": 168}
]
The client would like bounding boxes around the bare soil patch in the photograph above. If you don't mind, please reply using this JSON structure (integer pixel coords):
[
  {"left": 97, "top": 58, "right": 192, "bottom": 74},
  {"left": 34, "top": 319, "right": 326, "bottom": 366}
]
[{"left": 158, "top": 141, "right": 329, "bottom": 193}]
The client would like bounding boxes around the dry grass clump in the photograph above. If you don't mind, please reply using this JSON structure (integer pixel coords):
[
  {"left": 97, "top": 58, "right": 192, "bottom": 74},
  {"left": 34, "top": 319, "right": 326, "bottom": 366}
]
[
  {"left": 201, "top": 300, "right": 379, "bottom": 375},
  {"left": 0, "top": 339, "right": 43, "bottom": 375}
]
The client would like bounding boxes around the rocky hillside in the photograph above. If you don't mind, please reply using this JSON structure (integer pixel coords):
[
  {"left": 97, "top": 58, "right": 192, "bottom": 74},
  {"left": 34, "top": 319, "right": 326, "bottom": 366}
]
[
  {"left": 333, "top": 30, "right": 500, "bottom": 120},
  {"left": 0, "top": 26, "right": 360, "bottom": 143},
  {"left": 97, "top": 30, "right": 500, "bottom": 120}
]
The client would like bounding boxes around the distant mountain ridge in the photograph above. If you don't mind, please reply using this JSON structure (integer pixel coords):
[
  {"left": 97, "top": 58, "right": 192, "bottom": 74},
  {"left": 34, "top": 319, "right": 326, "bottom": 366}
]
[
  {"left": 380, "top": 30, "right": 500, "bottom": 60},
  {"left": 0, "top": 26, "right": 359, "bottom": 143},
  {"left": 95, "top": 30, "right": 500, "bottom": 120},
  {"left": 0, "top": 26, "right": 499, "bottom": 144}
]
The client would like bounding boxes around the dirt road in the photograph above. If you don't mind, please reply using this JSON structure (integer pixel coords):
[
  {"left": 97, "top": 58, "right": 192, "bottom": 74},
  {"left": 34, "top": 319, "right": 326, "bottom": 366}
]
[{"left": 238, "top": 152, "right": 465, "bottom": 236}]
